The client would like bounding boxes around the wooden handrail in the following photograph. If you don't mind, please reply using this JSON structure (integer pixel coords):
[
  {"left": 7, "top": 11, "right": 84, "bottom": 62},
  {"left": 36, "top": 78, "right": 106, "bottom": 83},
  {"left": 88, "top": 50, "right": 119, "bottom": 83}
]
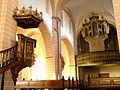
[
  {"left": 15, "top": 80, "right": 63, "bottom": 89},
  {"left": 0, "top": 34, "right": 36, "bottom": 70},
  {"left": 0, "top": 34, "right": 36, "bottom": 86},
  {"left": 0, "top": 45, "right": 17, "bottom": 53},
  {"left": 0, "top": 45, "right": 18, "bottom": 67},
  {"left": 15, "top": 77, "right": 79, "bottom": 89},
  {"left": 14, "top": 77, "right": 120, "bottom": 89},
  {"left": 76, "top": 50, "right": 120, "bottom": 66},
  {"left": 15, "top": 80, "right": 79, "bottom": 89}
]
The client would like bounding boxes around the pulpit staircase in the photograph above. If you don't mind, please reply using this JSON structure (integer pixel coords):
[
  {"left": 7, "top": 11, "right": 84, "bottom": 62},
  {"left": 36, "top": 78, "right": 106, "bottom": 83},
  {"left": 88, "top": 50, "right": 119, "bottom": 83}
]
[{"left": 0, "top": 34, "right": 36, "bottom": 90}]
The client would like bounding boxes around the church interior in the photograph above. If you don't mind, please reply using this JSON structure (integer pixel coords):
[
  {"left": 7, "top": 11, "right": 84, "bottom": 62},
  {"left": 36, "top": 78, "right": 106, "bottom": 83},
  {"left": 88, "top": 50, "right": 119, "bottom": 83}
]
[{"left": 0, "top": 0, "right": 120, "bottom": 89}]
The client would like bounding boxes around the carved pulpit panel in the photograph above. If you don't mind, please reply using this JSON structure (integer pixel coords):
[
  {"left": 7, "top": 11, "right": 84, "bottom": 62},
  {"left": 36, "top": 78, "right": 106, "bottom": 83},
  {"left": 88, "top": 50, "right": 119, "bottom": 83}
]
[
  {"left": 17, "top": 34, "right": 36, "bottom": 67},
  {"left": 11, "top": 34, "right": 36, "bottom": 85}
]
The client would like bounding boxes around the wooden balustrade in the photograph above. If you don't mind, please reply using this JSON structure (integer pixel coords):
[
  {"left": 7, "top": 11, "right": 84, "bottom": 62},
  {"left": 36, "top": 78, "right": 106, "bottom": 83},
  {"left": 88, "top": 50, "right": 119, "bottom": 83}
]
[
  {"left": 0, "top": 34, "right": 36, "bottom": 73},
  {"left": 0, "top": 45, "right": 17, "bottom": 68},
  {"left": 76, "top": 50, "right": 120, "bottom": 66},
  {"left": 0, "top": 34, "right": 36, "bottom": 86}
]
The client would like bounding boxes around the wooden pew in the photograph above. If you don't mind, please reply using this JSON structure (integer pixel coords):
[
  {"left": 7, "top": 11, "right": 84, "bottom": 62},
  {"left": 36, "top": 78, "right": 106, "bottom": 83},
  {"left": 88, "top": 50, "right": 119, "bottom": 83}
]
[
  {"left": 15, "top": 80, "right": 63, "bottom": 89},
  {"left": 89, "top": 77, "right": 120, "bottom": 88},
  {"left": 15, "top": 77, "right": 79, "bottom": 90}
]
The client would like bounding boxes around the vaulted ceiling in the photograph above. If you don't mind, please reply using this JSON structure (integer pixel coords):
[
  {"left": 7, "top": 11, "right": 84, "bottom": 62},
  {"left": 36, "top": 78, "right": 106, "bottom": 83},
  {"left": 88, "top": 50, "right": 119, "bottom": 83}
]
[{"left": 60, "top": 0, "right": 115, "bottom": 32}]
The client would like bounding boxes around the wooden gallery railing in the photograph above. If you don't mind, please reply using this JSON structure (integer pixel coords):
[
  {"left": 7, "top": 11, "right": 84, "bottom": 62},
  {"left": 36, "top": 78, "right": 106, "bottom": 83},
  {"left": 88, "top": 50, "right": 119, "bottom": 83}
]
[{"left": 76, "top": 50, "right": 120, "bottom": 66}]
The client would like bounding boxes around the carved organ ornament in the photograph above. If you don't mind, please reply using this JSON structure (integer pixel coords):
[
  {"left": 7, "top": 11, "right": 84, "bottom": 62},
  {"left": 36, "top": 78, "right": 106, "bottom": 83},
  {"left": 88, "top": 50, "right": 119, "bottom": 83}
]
[
  {"left": 80, "top": 13, "right": 110, "bottom": 52},
  {"left": 81, "top": 13, "right": 109, "bottom": 38}
]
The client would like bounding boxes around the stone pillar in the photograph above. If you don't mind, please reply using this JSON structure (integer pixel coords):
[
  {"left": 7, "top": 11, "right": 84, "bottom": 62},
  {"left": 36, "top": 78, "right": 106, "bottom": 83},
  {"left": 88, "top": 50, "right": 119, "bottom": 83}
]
[
  {"left": 0, "top": 0, "right": 17, "bottom": 50},
  {"left": 0, "top": 0, "right": 17, "bottom": 89},
  {"left": 4, "top": 70, "right": 14, "bottom": 90},
  {"left": 57, "top": 18, "right": 62, "bottom": 78},
  {"left": 70, "top": 65, "right": 76, "bottom": 78},
  {"left": 52, "top": 17, "right": 62, "bottom": 79},
  {"left": 112, "top": 0, "right": 120, "bottom": 50}
]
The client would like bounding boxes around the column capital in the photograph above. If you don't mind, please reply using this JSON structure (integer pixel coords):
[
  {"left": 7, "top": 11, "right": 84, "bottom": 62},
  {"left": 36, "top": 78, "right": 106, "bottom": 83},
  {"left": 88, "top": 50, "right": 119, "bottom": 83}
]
[{"left": 52, "top": 16, "right": 61, "bottom": 22}]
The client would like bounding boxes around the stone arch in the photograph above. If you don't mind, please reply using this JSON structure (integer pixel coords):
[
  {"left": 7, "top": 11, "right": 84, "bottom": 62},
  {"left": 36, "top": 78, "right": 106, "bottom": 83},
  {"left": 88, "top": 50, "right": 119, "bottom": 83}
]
[
  {"left": 16, "top": 29, "right": 47, "bottom": 80},
  {"left": 38, "top": 22, "right": 54, "bottom": 79},
  {"left": 27, "top": 31, "right": 47, "bottom": 80},
  {"left": 16, "top": 21, "right": 53, "bottom": 79},
  {"left": 61, "top": 36, "right": 75, "bottom": 78},
  {"left": 38, "top": 22, "right": 52, "bottom": 59},
  {"left": 56, "top": 0, "right": 68, "bottom": 15},
  {"left": 56, "top": 0, "right": 77, "bottom": 55},
  {"left": 26, "top": 30, "right": 47, "bottom": 54},
  {"left": 61, "top": 37, "right": 75, "bottom": 65}
]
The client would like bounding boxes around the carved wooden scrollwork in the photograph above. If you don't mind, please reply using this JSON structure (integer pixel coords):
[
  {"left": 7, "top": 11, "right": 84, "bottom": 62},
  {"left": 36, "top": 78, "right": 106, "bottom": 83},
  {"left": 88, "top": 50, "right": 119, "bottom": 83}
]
[
  {"left": 13, "top": 5, "right": 43, "bottom": 29},
  {"left": 81, "top": 12, "right": 109, "bottom": 38},
  {"left": 11, "top": 63, "right": 25, "bottom": 85},
  {"left": 11, "top": 34, "right": 36, "bottom": 85}
]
